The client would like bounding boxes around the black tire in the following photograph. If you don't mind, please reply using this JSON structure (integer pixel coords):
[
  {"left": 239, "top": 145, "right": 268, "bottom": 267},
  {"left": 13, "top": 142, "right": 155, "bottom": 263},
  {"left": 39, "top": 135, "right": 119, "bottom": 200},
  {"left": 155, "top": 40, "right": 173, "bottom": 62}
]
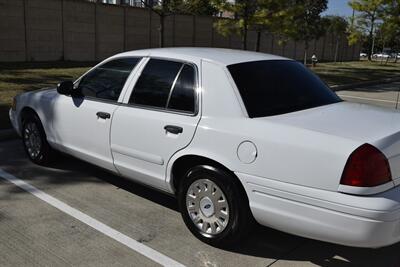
[
  {"left": 178, "top": 165, "right": 254, "bottom": 247},
  {"left": 21, "top": 113, "right": 54, "bottom": 165}
]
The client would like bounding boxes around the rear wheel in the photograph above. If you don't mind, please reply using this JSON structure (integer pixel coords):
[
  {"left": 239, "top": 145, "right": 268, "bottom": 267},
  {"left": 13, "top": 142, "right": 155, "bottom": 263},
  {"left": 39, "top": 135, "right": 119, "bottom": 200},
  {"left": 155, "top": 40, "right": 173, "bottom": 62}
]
[
  {"left": 22, "top": 113, "right": 54, "bottom": 165},
  {"left": 178, "top": 165, "right": 253, "bottom": 247}
]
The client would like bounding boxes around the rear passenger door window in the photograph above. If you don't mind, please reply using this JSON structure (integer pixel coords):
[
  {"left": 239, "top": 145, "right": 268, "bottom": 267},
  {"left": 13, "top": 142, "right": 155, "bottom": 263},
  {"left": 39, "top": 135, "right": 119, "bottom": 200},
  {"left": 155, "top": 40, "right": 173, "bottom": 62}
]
[
  {"left": 77, "top": 57, "right": 140, "bottom": 102},
  {"left": 129, "top": 59, "right": 196, "bottom": 114},
  {"left": 129, "top": 59, "right": 182, "bottom": 108}
]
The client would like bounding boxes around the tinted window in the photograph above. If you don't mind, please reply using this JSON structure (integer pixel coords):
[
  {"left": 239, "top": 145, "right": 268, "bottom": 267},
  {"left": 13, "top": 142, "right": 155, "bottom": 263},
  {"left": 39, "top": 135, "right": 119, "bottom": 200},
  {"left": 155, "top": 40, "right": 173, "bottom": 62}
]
[
  {"left": 130, "top": 59, "right": 183, "bottom": 108},
  {"left": 228, "top": 60, "right": 341, "bottom": 118},
  {"left": 167, "top": 64, "right": 196, "bottom": 113},
  {"left": 78, "top": 58, "right": 140, "bottom": 101}
]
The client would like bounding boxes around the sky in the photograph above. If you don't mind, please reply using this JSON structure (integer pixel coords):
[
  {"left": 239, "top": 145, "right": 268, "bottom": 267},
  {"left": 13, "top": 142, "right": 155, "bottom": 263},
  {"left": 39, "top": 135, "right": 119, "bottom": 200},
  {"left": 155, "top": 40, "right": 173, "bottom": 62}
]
[{"left": 324, "top": 0, "right": 354, "bottom": 17}]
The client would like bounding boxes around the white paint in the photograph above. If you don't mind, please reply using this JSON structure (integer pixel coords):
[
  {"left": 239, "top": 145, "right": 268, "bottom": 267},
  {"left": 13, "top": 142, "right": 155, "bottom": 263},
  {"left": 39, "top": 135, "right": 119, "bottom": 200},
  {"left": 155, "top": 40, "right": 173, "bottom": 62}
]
[
  {"left": 236, "top": 171, "right": 400, "bottom": 248},
  {"left": 0, "top": 169, "right": 185, "bottom": 267}
]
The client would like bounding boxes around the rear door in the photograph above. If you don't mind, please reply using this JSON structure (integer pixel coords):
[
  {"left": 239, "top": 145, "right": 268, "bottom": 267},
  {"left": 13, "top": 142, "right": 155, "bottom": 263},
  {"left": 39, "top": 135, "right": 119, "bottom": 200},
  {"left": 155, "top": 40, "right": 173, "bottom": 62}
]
[{"left": 110, "top": 58, "right": 201, "bottom": 190}]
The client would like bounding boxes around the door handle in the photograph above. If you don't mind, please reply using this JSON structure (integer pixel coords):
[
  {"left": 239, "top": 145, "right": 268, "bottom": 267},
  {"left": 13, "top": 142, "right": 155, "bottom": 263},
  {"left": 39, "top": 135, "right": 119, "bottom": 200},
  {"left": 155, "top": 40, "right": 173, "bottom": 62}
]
[
  {"left": 164, "top": 125, "right": 183, "bottom": 134},
  {"left": 96, "top": 111, "right": 111, "bottom": 119}
]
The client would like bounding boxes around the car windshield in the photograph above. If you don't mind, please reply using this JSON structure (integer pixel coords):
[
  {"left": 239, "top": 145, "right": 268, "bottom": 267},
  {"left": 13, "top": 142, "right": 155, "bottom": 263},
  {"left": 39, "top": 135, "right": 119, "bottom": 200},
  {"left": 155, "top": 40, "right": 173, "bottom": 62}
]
[{"left": 227, "top": 60, "right": 341, "bottom": 118}]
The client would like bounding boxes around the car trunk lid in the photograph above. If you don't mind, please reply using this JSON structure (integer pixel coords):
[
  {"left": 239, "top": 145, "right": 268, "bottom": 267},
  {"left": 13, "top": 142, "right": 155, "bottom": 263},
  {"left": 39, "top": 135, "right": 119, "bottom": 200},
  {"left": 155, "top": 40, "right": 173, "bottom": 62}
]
[{"left": 260, "top": 101, "right": 400, "bottom": 182}]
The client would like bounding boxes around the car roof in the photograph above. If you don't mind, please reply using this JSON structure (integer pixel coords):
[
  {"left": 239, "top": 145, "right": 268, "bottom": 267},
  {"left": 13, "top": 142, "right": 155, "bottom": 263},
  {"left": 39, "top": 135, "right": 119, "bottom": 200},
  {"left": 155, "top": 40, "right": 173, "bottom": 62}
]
[{"left": 114, "top": 47, "right": 290, "bottom": 66}]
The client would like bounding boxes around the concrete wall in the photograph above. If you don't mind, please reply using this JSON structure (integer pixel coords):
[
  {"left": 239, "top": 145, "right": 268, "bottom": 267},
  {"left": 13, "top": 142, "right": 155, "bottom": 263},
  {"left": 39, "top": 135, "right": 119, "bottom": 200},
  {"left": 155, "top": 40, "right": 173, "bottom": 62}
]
[
  {"left": 0, "top": 0, "right": 26, "bottom": 61},
  {"left": 0, "top": 0, "right": 361, "bottom": 62},
  {"left": 64, "top": 0, "right": 95, "bottom": 61}
]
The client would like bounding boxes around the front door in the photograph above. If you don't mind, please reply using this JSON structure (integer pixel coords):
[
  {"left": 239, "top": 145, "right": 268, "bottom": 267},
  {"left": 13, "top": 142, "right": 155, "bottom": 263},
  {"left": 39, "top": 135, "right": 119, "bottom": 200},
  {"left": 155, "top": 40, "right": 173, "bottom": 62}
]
[
  {"left": 52, "top": 57, "right": 141, "bottom": 171},
  {"left": 111, "top": 58, "right": 201, "bottom": 190}
]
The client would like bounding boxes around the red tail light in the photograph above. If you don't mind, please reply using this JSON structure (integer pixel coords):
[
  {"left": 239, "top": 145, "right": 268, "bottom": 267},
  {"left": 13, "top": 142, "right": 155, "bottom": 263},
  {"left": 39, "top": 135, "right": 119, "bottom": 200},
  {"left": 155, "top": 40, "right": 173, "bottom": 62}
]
[{"left": 341, "top": 144, "right": 392, "bottom": 187}]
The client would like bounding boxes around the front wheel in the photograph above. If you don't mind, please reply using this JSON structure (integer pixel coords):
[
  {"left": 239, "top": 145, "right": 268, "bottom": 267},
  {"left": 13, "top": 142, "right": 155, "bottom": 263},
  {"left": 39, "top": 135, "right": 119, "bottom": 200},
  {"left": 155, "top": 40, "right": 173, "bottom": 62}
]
[
  {"left": 178, "top": 165, "right": 253, "bottom": 247},
  {"left": 22, "top": 113, "right": 54, "bottom": 165}
]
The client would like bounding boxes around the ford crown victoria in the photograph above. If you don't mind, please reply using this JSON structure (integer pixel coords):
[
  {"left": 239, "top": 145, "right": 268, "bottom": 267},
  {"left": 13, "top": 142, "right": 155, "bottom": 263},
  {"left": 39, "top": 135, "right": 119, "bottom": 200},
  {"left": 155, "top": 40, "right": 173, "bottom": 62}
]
[{"left": 9, "top": 48, "right": 400, "bottom": 248}]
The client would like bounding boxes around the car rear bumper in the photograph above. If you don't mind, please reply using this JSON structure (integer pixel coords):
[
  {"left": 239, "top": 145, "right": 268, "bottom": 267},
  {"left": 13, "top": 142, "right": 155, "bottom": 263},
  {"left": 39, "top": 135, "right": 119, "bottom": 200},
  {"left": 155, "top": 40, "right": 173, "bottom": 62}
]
[{"left": 236, "top": 172, "right": 400, "bottom": 248}]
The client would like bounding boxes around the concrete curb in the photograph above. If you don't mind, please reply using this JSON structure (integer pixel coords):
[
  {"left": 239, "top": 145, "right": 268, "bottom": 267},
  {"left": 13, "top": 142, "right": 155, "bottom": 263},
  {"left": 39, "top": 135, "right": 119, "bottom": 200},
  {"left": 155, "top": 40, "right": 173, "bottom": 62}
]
[
  {"left": 331, "top": 77, "right": 400, "bottom": 91},
  {"left": 0, "top": 129, "right": 18, "bottom": 141}
]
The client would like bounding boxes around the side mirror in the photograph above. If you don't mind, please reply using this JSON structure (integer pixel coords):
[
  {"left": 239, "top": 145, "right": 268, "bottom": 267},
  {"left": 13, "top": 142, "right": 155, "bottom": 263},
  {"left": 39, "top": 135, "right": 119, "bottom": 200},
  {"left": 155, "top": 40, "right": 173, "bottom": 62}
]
[{"left": 57, "top": 81, "right": 74, "bottom": 95}]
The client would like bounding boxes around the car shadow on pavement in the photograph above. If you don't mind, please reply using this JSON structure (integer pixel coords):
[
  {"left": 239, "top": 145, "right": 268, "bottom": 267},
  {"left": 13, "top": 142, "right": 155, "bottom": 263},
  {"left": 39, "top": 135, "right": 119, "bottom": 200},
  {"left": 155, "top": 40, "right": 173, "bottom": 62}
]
[
  {"left": 1, "top": 140, "right": 400, "bottom": 267},
  {"left": 0, "top": 141, "right": 179, "bottom": 211},
  {"left": 0, "top": 103, "right": 12, "bottom": 129},
  {"left": 48, "top": 154, "right": 400, "bottom": 267}
]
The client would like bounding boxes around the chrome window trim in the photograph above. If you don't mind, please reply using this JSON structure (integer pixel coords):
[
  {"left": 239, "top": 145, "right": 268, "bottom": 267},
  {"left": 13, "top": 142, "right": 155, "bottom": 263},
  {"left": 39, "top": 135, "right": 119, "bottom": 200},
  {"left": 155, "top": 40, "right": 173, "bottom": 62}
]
[
  {"left": 118, "top": 102, "right": 198, "bottom": 117},
  {"left": 70, "top": 95, "right": 120, "bottom": 106},
  {"left": 165, "top": 64, "right": 185, "bottom": 109}
]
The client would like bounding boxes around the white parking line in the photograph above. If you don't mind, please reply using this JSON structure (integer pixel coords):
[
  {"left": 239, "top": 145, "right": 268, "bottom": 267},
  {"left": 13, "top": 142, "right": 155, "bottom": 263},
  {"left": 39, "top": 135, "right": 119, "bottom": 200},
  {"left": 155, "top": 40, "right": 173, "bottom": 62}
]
[
  {"left": 0, "top": 168, "right": 185, "bottom": 267},
  {"left": 338, "top": 94, "right": 397, "bottom": 104}
]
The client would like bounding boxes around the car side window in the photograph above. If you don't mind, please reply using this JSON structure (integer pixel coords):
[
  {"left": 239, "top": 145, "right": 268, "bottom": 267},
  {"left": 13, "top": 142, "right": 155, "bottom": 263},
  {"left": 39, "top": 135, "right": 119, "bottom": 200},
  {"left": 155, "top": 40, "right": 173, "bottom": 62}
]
[
  {"left": 167, "top": 64, "right": 196, "bottom": 113},
  {"left": 77, "top": 57, "right": 140, "bottom": 102},
  {"left": 129, "top": 59, "right": 182, "bottom": 108}
]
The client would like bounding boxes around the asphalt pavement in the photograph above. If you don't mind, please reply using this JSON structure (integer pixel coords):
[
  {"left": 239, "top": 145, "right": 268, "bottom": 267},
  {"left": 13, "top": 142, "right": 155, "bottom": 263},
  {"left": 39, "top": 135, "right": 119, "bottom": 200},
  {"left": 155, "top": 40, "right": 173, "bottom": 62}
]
[
  {"left": 1, "top": 82, "right": 400, "bottom": 267},
  {"left": 337, "top": 81, "right": 400, "bottom": 109}
]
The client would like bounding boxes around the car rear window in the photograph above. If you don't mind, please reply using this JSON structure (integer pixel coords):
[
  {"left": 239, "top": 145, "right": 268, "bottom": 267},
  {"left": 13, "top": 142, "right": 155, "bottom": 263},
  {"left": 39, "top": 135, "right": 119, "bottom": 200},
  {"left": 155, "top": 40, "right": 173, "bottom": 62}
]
[{"left": 227, "top": 60, "right": 341, "bottom": 118}]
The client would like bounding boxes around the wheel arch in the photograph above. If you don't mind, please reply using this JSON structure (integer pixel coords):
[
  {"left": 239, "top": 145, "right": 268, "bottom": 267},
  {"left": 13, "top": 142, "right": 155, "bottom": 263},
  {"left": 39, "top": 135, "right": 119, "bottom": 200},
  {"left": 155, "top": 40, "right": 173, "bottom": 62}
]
[
  {"left": 168, "top": 153, "right": 249, "bottom": 204},
  {"left": 20, "top": 106, "right": 39, "bottom": 124},
  {"left": 19, "top": 106, "right": 50, "bottom": 141}
]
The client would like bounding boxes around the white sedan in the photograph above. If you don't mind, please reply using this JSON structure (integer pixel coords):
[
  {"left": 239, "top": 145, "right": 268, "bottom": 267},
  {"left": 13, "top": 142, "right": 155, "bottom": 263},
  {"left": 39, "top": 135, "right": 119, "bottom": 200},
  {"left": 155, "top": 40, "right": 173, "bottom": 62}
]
[
  {"left": 372, "top": 53, "right": 390, "bottom": 59},
  {"left": 9, "top": 48, "right": 400, "bottom": 248}
]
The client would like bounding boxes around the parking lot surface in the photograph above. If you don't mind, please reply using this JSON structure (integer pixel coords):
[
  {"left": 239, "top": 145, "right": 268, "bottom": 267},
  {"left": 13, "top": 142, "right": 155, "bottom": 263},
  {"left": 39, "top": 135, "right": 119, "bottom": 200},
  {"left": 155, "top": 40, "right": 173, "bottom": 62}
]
[
  {"left": 1, "top": 82, "right": 400, "bottom": 267},
  {"left": 337, "top": 81, "right": 400, "bottom": 109}
]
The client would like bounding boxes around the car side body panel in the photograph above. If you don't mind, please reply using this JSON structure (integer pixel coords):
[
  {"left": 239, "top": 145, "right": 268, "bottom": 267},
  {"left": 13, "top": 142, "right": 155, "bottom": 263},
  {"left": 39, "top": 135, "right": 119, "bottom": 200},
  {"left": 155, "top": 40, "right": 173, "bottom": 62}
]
[
  {"left": 168, "top": 60, "right": 360, "bottom": 192},
  {"left": 238, "top": 171, "right": 400, "bottom": 248},
  {"left": 11, "top": 88, "right": 57, "bottom": 141},
  {"left": 51, "top": 95, "right": 119, "bottom": 171}
]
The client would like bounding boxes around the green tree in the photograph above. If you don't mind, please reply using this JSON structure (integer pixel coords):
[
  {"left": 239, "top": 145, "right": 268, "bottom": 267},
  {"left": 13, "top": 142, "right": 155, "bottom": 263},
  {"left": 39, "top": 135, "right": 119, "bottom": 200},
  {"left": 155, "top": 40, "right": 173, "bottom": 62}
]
[
  {"left": 382, "top": 0, "right": 400, "bottom": 62},
  {"left": 183, "top": 0, "right": 218, "bottom": 16},
  {"left": 323, "top": 16, "right": 349, "bottom": 63},
  {"left": 348, "top": 0, "right": 386, "bottom": 60},
  {"left": 213, "top": 0, "right": 258, "bottom": 50},
  {"left": 289, "top": 0, "right": 328, "bottom": 65},
  {"left": 252, "top": 0, "right": 296, "bottom": 52},
  {"left": 141, "top": 0, "right": 185, "bottom": 48}
]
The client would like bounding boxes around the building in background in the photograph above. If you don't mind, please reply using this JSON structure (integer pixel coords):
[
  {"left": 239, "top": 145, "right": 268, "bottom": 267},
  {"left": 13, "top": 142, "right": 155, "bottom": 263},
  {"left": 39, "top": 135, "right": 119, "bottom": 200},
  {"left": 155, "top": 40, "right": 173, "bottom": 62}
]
[{"left": 87, "top": 0, "right": 155, "bottom": 7}]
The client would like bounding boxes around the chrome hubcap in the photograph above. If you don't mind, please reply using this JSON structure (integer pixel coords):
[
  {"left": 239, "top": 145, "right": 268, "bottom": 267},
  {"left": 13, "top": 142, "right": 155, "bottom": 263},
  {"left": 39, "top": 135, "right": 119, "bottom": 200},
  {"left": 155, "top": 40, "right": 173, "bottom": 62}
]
[
  {"left": 24, "top": 122, "right": 42, "bottom": 159},
  {"left": 186, "top": 179, "right": 229, "bottom": 235}
]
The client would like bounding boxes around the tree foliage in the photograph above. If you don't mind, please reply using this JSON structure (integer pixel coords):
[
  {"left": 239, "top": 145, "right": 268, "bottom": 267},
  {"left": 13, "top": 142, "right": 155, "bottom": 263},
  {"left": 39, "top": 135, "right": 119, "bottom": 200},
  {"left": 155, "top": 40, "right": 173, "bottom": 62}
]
[
  {"left": 213, "top": 0, "right": 300, "bottom": 51},
  {"left": 142, "top": 0, "right": 218, "bottom": 47},
  {"left": 213, "top": 0, "right": 259, "bottom": 50},
  {"left": 288, "top": 0, "right": 328, "bottom": 64},
  {"left": 382, "top": 0, "right": 400, "bottom": 54},
  {"left": 348, "top": 0, "right": 387, "bottom": 60},
  {"left": 252, "top": 0, "right": 297, "bottom": 51},
  {"left": 183, "top": 0, "right": 219, "bottom": 16},
  {"left": 322, "top": 15, "right": 349, "bottom": 62}
]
